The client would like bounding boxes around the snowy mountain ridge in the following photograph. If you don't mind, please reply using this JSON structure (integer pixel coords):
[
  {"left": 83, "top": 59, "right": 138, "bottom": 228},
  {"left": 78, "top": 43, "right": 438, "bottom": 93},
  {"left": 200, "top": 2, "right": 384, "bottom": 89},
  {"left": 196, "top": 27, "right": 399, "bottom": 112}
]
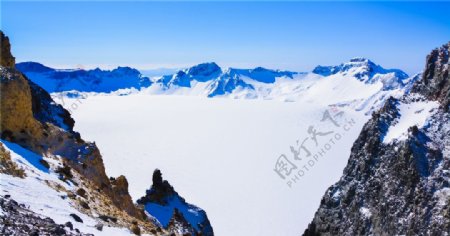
[
  {"left": 16, "top": 61, "right": 152, "bottom": 93},
  {"left": 313, "top": 57, "right": 410, "bottom": 90},
  {"left": 18, "top": 59, "right": 415, "bottom": 114},
  {"left": 147, "top": 58, "right": 410, "bottom": 99}
]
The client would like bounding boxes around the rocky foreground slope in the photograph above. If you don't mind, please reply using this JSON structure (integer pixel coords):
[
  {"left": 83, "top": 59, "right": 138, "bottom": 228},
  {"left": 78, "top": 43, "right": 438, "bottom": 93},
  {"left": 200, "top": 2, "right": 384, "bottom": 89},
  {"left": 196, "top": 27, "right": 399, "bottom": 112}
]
[
  {"left": 1, "top": 195, "right": 91, "bottom": 236},
  {"left": 1, "top": 31, "right": 213, "bottom": 235},
  {"left": 304, "top": 43, "right": 450, "bottom": 235}
]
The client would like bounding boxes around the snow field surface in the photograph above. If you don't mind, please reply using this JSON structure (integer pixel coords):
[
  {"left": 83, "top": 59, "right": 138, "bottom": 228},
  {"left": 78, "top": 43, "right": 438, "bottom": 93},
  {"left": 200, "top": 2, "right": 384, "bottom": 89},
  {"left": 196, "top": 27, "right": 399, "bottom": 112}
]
[{"left": 69, "top": 94, "right": 368, "bottom": 236}]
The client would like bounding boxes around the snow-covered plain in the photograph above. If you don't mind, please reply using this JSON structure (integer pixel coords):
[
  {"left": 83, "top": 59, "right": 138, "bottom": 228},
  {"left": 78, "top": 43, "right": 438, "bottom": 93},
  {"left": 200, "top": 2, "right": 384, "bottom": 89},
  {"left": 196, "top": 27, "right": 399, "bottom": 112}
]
[{"left": 69, "top": 94, "right": 368, "bottom": 236}]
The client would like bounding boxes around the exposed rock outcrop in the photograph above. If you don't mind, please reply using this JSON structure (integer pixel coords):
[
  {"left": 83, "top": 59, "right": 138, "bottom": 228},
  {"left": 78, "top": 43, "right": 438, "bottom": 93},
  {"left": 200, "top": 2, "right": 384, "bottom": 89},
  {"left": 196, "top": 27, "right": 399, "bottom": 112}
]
[
  {"left": 0, "top": 33, "right": 15, "bottom": 68},
  {"left": 29, "top": 78, "right": 75, "bottom": 131},
  {"left": 411, "top": 42, "right": 450, "bottom": 110},
  {"left": 110, "top": 175, "right": 144, "bottom": 219},
  {"left": 138, "top": 169, "right": 176, "bottom": 205},
  {"left": 0, "top": 142, "right": 25, "bottom": 178},
  {"left": 166, "top": 209, "right": 196, "bottom": 236},
  {"left": 0, "top": 195, "right": 91, "bottom": 236},
  {"left": 304, "top": 42, "right": 450, "bottom": 235},
  {"left": 138, "top": 169, "right": 214, "bottom": 236}
]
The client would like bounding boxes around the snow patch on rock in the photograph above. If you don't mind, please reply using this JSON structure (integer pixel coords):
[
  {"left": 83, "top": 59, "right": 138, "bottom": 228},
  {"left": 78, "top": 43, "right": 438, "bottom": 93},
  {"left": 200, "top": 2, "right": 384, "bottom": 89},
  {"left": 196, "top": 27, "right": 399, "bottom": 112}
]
[{"left": 383, "top": 99, "right": 439, "bottom": 143}]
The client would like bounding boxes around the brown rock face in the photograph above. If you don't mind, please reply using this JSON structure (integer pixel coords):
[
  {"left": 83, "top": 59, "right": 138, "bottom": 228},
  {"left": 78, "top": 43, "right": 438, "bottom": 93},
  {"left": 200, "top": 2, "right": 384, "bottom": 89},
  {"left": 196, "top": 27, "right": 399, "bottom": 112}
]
[
  {"left": 0, "top": 64, "right": 110, "bottom": 190},
  {"left": 0, "top": 31, "right": 146, "bottom": 223},
  {"left": 111, "top": 175, "right": 142, "bottom": 218},
  {"left": 0, "top": 68, "right": 45, "bottom": 150},
  {"left": 1, "top": 32, "right": 15, "bottom": 68},
  {"left": 28, "top": 79, "right": 75, "bottom": 131}
]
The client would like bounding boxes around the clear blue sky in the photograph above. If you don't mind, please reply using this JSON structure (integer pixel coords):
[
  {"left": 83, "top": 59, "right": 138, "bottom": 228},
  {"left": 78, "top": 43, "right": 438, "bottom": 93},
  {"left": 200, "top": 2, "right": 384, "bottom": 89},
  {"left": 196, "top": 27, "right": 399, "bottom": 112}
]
[{"left": 1, "top": 1, "right": 449, "bottom": 74}]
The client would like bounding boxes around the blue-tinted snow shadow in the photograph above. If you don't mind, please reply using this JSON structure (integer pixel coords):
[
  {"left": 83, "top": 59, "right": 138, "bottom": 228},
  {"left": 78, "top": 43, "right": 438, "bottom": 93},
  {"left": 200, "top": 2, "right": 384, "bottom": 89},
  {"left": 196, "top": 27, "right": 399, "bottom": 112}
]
[
  {"left": 144, "top": 195, "right": 204, "bottom": 230},
  {"left": 1, "top": 140, "right": 49, "bottom": 173},
  {"left": 145, "top": 202, "right": 173, "bottom": 227}
]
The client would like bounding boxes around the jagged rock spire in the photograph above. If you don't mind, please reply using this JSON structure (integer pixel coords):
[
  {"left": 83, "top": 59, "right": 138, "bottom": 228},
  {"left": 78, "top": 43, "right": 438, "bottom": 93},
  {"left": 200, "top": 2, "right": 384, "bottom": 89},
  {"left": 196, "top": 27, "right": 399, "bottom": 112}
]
[
  {"left": 411, "top": 41, "right": 450, "bottom": 109},
  {"left": 137, "top": 169, "right": 214, "bottom": 236},
  {"left": 138, "top": 169, "right": 176, "bottom": 205}
]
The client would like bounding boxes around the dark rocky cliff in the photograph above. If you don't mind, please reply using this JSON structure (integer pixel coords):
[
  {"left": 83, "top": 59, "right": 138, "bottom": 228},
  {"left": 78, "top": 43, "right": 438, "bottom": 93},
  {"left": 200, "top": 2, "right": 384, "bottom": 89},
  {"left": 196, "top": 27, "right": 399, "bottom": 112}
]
[{"left": 304, "top": 42, "right": 450, "bottom": 235}]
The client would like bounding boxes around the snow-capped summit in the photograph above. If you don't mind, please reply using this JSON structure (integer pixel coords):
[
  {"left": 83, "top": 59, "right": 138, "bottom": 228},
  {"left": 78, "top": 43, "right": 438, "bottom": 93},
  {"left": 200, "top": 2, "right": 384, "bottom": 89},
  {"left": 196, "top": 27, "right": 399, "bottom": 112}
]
[
  {"left": 313, "top": 57, "right": 408, "bottom": 79},
  {"left": 224, "top": 67, "right": 297, "bottom": 83},
  {"left": 153, "top": 62, "right": 298, "bottom": 96},
  {"left": 156, "top": 62, "right": 297, "bottom": 89},
  {"left": 313, "top": 58, "right": 409, "bottom": 89},
  {"left": 185, "top": 62, "right": 222, "bottom": 80},
  {"left": 157, "top": 62, "right": 222, "bottom": 88}
]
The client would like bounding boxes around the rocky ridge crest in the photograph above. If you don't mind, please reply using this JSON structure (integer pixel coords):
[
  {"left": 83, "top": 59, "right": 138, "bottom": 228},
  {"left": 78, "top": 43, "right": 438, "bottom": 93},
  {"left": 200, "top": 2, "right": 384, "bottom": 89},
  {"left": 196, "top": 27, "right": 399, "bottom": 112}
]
[{"left": 304, "top": 42, "right": 450, "bottom": 235}]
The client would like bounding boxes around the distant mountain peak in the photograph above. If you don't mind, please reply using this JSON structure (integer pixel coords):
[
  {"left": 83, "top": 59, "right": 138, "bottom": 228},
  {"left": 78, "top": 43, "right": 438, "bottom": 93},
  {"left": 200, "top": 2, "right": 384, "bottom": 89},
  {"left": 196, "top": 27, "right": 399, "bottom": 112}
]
[
  {"left": 313, "top": 58, "right": 409, "bottom": 84},
  {"left": 158, "top": 62, "right": 222, "bottom": 87},
  {"left": 16, "top": 61, "right": 55, "bottom": 73},
  {"left": 187, "top": 62, "right": 221, "bottom": 73},
  {"left": 157, "top": 62, "right": 298, "bottom": 91},
  {"left": 224, "top": 66, "right": 297, "bottom": 83},
  {"left": 111, "top": 66, "right": 142, "bottom": 76}
]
